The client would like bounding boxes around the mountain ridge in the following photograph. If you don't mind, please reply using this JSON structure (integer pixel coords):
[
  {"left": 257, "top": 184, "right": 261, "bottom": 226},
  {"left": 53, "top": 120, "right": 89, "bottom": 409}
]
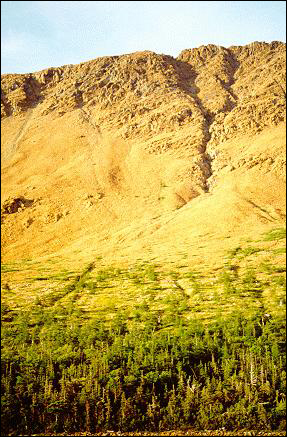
[{"left": 1, "top": 41, "right": 286, "bottom": 266}]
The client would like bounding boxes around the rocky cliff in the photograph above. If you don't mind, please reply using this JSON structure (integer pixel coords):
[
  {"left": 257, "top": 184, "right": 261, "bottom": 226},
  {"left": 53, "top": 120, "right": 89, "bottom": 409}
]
[{"left": 1, "top": 41, "right": 286, "bottom": 265}]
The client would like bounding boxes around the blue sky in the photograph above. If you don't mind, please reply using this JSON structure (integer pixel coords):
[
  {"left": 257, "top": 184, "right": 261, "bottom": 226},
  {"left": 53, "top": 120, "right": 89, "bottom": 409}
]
[{"left": 1, "top": 1, "right": 286, "bottom": 74}]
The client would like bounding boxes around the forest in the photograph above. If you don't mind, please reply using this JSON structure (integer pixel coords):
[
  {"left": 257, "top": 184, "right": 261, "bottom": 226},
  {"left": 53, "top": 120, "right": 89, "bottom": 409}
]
[{"left": 1, "top": 229, "right": 286, "bottom": 435}]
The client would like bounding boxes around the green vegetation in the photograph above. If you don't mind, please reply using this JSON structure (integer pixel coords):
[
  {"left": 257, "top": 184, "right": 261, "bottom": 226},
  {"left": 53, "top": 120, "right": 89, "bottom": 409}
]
[
  {"left": 227, "top": 246, "right": 262, "bottom": 259},
  {"left": 273, "top": 247, "right": 286, "bottom": 255},
  {"left": 263, "top": 228, "right": 286, "bottom": 241},
  {"left": 1, "top": 230, "right": 286, "bottom": 435},
  {"left": 1, "top": 302, "right": 286, "bottom": 435}
]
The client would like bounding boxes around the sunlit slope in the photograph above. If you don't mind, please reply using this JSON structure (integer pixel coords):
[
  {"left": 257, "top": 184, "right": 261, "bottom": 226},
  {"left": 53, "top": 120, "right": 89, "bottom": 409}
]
[{"left": 1, "top": 42, "right": 286, "bottom": 264}]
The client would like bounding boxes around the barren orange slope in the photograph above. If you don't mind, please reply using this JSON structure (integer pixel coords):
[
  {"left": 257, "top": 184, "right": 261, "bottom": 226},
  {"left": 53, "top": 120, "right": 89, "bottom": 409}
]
[{"left": 1, "top": 42, "right": 286, "bottom": 266}]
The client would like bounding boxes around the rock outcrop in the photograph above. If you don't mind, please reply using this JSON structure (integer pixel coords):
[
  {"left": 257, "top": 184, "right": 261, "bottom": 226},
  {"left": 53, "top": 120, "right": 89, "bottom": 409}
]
[{"left": 1, "top": 42, "right": 286, "bottom": 262}]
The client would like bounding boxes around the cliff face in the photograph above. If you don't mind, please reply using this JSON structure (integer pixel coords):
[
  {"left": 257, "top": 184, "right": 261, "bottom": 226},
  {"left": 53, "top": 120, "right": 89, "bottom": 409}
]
[{"left": 1, "top": 42, "right": 286, "bottom": 264}]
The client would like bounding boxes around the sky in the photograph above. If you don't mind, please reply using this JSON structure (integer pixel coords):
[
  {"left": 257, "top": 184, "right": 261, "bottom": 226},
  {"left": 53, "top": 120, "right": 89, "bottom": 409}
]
[{"left": 1, "top": 1, "right": 286, "bottom": 74}]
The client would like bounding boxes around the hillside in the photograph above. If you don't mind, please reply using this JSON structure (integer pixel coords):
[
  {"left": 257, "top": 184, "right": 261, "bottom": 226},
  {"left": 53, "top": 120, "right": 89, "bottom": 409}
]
[
  {"left": 1, "top": 41, "right": 286, "bottom": 436},
  {"left": 1, "top": 41, "right": 286, "bottom": 268}
]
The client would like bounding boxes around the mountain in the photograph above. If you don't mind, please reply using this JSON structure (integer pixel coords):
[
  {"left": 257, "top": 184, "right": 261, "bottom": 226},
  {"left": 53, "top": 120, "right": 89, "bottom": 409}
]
[
  {"left": 1, "top": 41, "right": 286, "bottom": 267},
  {"left": 1, "top": 42, "right": 286, "bottom": 436}
]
